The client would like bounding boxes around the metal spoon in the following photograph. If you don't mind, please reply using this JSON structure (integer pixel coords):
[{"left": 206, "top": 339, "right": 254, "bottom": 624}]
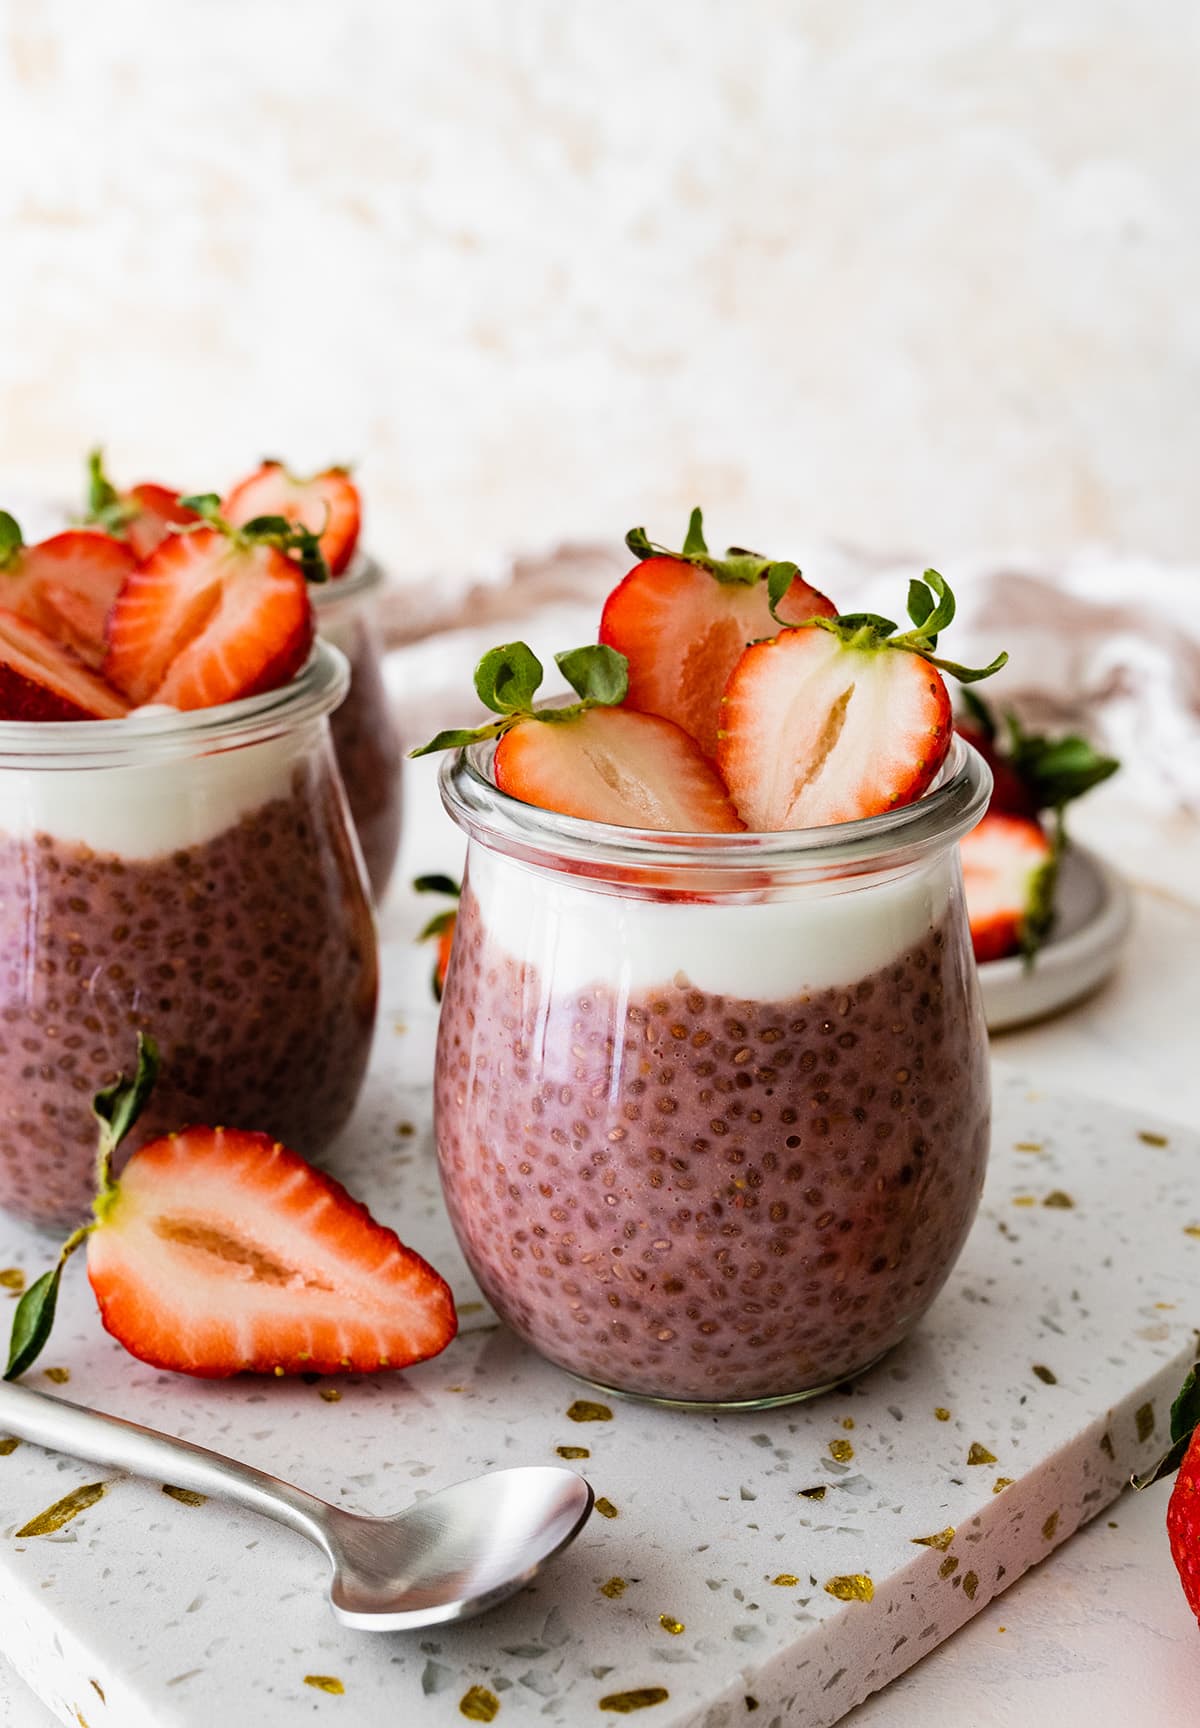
[{"left": 0, "top": 1379, "right": 593, "bottom": 1630}]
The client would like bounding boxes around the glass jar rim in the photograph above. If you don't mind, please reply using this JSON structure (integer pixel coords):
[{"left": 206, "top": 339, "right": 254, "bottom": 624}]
[
  {"left": 0, "top": 639, "right": 350, "bottom": 771},
  {"left": 440, "top": 732, "right": 992, "bottom": 885},
  {"left": 310, "top": 550, "right": 384, "bottom": 610}
]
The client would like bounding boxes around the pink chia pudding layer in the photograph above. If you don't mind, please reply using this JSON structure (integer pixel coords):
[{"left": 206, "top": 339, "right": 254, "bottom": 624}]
[{"left": 435, "top": 881, "right": 990, "bottom": 1405}]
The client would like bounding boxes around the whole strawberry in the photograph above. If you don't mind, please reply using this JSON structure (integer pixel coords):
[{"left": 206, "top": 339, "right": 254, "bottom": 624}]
[{"left": 1134, "top": 1362, "right": 1200, "bottom": 1624}]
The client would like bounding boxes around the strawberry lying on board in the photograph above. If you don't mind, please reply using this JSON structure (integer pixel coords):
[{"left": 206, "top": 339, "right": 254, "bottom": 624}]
[
  {"left": 104, "top": 494, "right": 326, "bottom": 710},
  {"left": 601, "top": 509, "right": 835, "bottom": 759},
  {"left": 84, "top": 448, "right": 203, "bottom": 562},
  {"left": 415, "top": 874, "right": 461, "bottom": 1001},
  {"left": 411, "top": 641, "right": 744, "bottom": 833},
  {"left": 5, "top": 1037, "right": 457, "bottom": 1381},
  {"left": 717, "top": 568, "right": 1006, "bottom": 829},
  {"left": 224, "top": 460, "right": 361, "bottom": 577},
  {"left": 1133, "top": 1363, "right": 1200, "bottom": 1627},
  {"left": 956, "top": 690, "right": 1119, "bottom": 964}
]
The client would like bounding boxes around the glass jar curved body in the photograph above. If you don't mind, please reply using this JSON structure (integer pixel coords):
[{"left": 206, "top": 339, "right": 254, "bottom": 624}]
[
  {"left": 434, "top": 740, "right": 992, "bottom": 1409},
  {"left": 312, "top": 556, "right": 402, "bottom": 901},
  {"left": 0, "top": 644, "right": 379, "bottom": 1231}
]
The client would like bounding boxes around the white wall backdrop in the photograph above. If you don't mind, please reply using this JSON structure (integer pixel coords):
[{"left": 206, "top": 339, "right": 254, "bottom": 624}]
[{"left": 0, "top": 0, "right": 1195, "bottom": 577}]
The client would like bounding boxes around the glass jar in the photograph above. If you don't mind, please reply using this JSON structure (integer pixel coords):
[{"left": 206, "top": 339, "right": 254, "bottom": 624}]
[
  {"left": 434, "top": 736, "right": 992, "bottom": 1409},
  {"left": 312, "top": 555, "right": 403, "bottom": 902},
  {"left": 0, "top": 642, "right": 379, "bottom": 1231}
]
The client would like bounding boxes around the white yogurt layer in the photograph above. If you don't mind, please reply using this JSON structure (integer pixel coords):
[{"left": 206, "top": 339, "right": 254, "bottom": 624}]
[
  {"left": 0, "top": 728, "right": 309, "bottom": 859},
  {"left": 468, "top": 844, "right": 955, "bottom": 1000}
]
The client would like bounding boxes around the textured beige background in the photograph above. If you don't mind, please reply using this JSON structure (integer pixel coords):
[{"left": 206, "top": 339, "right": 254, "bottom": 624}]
[{"left": 0, "top": 0, "right": 1195, "bottom": 576}]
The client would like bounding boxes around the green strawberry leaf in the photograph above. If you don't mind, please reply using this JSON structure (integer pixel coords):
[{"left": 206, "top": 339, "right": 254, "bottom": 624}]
[
  {"left": 418, "top": 908, "right": 458, "bottom": 941},
  {"left": 1005, "top": 721, "right": 1120, "bottom": 814},
  {"left": 84, "top": 449, "right": 134, "bottom": 534},
  {"left": 177, "top": 492, "right": 223, "bottom": 521},
  {"left": 1020, "top": 853, "right": 1059, "bottom": 964},
  {"left": 413, "top": 874, "right": 461, "bottom": 898},
  {"left": 475, "top": 642, "right": 544, "bottom": 715},
  {"left": 922, "top": 648, "right": 1009, "bottom": 685},
  {"left": 4, "top": 1267, "right": 62, "bottom": 1381},
  {"left": 681, "top": 508, "right": 708, "bottom": 557},
  {"left": 0, "top": 511, "right": 24, "bottom": 569},
  {"left": 408, "top": 721, "right": 513, "bottom": 759},
  {"left": 554, "top": 644, "right": 628, "bottom": 707},
  {"left": 93, "top": 1033, "right": 160, "bottom": 1160},
  {"left": 765, "top": 561, "right": 802, "bottom": 621}
]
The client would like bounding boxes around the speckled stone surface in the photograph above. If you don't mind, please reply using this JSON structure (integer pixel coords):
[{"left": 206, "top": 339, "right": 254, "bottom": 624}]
[{"left": 0, "top": 927, "right": 1196, "bottom": 1728}]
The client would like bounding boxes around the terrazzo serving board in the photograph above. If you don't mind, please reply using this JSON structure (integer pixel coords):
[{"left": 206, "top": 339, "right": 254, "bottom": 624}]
[{"left": 0, "top": 919, "right": 1197, "bottom": 1728}]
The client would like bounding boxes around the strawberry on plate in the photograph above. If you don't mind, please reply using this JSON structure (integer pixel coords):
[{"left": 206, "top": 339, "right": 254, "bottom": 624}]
[
  {"left": 5, "top": 1036, "right": 457, "bottom": 1382},
  {"left": 85, "top": 449, "right": 203, "bottom": 561},
  {"left": 224, "top": 460, "right": 361, "bottom": 577},
  {"left": 411, "top": 641, "right": 744, "bottom": 834},
  {"left": 0, "top": 607, "right": 128, "bottom": 721},
  {"left": 956, "top": 688, "right": 1120, "bottom": 826},
  {"left": 104, "top": 498, "right": 325, "bottom": 710},
  {"left": 0, "top": 509, "right": 136, "bottom": 668},
  {"left": 717, "top": 569, "right": 1007, "bottom": 830},
  {"left": 414, "top": 874, "right": 461, "bottom": 1001},
  {"left": 959, "top": 810, "right": 1055, "bottom": 963},
  {"left": 601, "top": 509, "right": 836, "bottom": 759}
]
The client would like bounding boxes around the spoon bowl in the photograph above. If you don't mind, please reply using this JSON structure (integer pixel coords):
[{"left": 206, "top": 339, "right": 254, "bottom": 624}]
[{"left": 0, "top": 1380, "right": 593, "bottom": 1630}]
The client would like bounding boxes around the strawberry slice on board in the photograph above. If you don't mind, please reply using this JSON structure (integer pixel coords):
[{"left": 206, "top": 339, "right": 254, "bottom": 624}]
[
  {"left": 601, "top": 509, "right": 836, "bottom": 759},
  {"left": 3, "top": 1036, "right": 457, "bottom": 1384},
  {"left": 104, "top": 499, "right": 324, "bottom": 710},
  {"left": 717, "top": 569, "right": 1007, "bottom": 831},
  {"left": 0, "top": 607, "right": 129, "bottom": 721},
  {"left": 224, "top": 460, "right": 361, "bottom": 577},
  {"left": 0, "top": 509, "right": 137, "bottom": 668},
  {"left": 412, "top": 640, "right": 745, "bottom": 834},
  {"left": 84, "top": 450, "right": 203, "bottom": 562},
  {"left": 960, "top": 810, "right": 1056, "bottom": 964},
  {"left": 87, "top": 1126, "right": 456, "bottom": 1378}
]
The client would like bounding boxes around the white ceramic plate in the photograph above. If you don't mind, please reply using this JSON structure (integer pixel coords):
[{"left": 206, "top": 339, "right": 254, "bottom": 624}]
[{"left": 978, "top": 842, "right": 1133, "bottom": 1031}]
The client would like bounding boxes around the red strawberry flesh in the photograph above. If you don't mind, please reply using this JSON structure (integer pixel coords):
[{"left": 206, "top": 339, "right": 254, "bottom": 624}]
[
  {"left": 1, "top": 531, "right": 137, "bottom": 669},
  {"left": 600, "top": 556, "right": 835, "bottom": 759},
  {"left": 0, "top": 608, "right": 129, "bottom": 721},
  {"left": 494, "top": 705, "right": 745, "bottom": 833},
  {"left": 123, "top": 485, "right": 202, "bottom": 562},
  {"left": 104, "top": 527, "right": 313, "bottom": 710},
  {"left": 960, "top": 810, "right": 1053, "bottom": 963},
  {"left": 717, "top": 627, "right": 952, "bottom": 830},
  {"left": 224, "top": 462, "right": 361, "bottom": 576},
  {"left": 86, "top": 1127, "right": 457, "bottom": 1378}
]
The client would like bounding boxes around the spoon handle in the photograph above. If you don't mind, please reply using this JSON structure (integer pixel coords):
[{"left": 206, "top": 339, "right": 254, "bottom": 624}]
[{"left": 0, "top": 1378, "right": 333, "bottom": 1551}]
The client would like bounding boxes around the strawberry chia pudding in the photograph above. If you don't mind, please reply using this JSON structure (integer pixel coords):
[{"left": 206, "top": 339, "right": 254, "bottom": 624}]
[
  {"left": 0, "top": 642, "right": 378, "bottom": 1231},
  {"left": 434, "top": 735, "right": 992, "bottom": 1407}
]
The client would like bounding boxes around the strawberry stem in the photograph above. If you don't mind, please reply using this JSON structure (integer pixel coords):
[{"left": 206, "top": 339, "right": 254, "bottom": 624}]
[
  {"left": 1132, "top": 1362, "right": 1200, "bottom": 1489},
  {"left": 93, "top": 1032, "right": 160, "bottom": 1215},
  {"left": 176, "top": 495, "right": 330, "bottom": 584},
  {"left": 626, "top": 508, "right": 798, "bottom": 591},
  {"left": 0, "top": 511, "right": 24, "bottom": 569},
  {"left": 786, "top": 570, "right": 1007, "bottom": 686},
  {"left": 409, "top": 641, "right": 629, "bottom": 758}
]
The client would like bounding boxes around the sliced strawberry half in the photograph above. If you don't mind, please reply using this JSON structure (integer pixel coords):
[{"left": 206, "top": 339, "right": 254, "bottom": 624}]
[
  {"left": 718, "top": 627, "right": 952, "bottom": 829},
  {"left": 105, "top": 526, "right": 314, "bottom": 709},
  {"left": 122, "top": 485, "right": 203, "bottom": 561},
  {"left": 601, "top": 513, "right": 835, "bottom": 759},
  {"left": 960, "top": 811, "right": 1055, "bottom": 964},
  {"left": 86, "top": 1126, "right": 458, "bottom": 1378},
  {"left": 224, "top": 461, "right": 361, "bottom": 576},
  {"left": 495, "top": 705, "right": 745, "bottom": 833},
  {"left": 0, "top": 527, "right": 137, "bottom": 668},
  {"left": 0, "top": 608, "right": 129, "bottom": 721}
]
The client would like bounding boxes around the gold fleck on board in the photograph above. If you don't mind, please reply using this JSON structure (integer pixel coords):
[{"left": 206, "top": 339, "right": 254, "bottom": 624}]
[
  {"left": 16, "top": 1482, "right": 106, "bottom": 1537},
  {"left": 459, "top": 1686, "right": 499, "bottom": 1721},
  {"left": 1138, "top": 1131, "right": 1168, "bottom": 1147},
  {"left": 934, "top": 1407, "right": 951, "bottom": 1422},
  {"left": 1043, "top": 1190, "right": 1074, "bottom": 1209},
  {"left": 967, "top": 1443, "right": 997, "bottom": 1466},
  {"left": 0, "top": 1268, "right": 25, "bottom": 1293},
  {"left": 798, "top": 1485, "right": 826, "bottom": 1500},
  {"left": 44, "top": 1367, "right": 70, "bottom": 1384},
  {"left": 597, "top": 1688, "right": 669, "bottom": 1713},
  {"left": 1042, "top": 1511, "right": 1060, "bottom": 1541},
  {"left": 557, "top": 1446, "right": 590, "bottom": 1460},
  {"left": 1136, "top": 1402, "right": 1155, "bottom": 1442},
  {"left": 304, "top": 1674, "right": 344, "bottom": 1695},
  {"left": 938, "top": 1555, "right": 959, "bottom": 1578},
  {"left": 962, "top": 1571, "right": 979, "bottom": 1600},
  {"left": 658, "top": 1615, "right": 684, "bottom": 1635},
  {"left": 1032, "top": 1365, "right": 1058, "bottom": 1385},
  {"left": 0, "top": 1437, "right": 19, "bottom": 1456},
  {"left": 771, "top": 1574, "right": 799, "bottom": 1587},
  {"left": 595, "top": 1497, "right": 619, "bottom": 1519},
  {"left": 319, "top": 1388, "right": 342, "bottom": 1403},
  {"left": 162, "top": 1485, "right": 207, "bottom": 1507},
  {"left": 828, "top": 1438, "right": 854, "bottom": 1462},
  {"left": 599, "top": 1577, "right": 627, "bottom": 1598},
  {"left": 912, "top": 1527, "right": 955, "bottom": 1551},
  {"left": 824, "top": 1574, "right": 874, "bottom": 1603},
  {"left": 993, "top": 1478, "right": 1015, "bottom": 1494},
  {"left": 567, "top": 1400, "right": 613, "bottom": 1423}
]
